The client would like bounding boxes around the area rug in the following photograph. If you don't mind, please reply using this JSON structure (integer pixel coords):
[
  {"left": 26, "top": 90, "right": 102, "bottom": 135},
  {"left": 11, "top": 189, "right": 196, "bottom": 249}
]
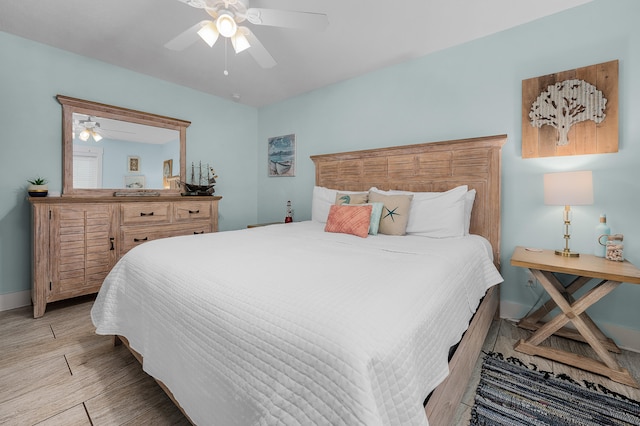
[{"left": 470, "top": 352, "right": 640, "bottom": 425}]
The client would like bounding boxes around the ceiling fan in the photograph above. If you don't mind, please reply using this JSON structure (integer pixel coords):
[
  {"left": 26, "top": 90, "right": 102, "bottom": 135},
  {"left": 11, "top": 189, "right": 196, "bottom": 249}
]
[
  {"left": 73, "top": 115, "right": 137, "bottom": 142},
  {"left": 165, "top": 0, "right": 328, "bottom": 69},
  {"left": 74, "top": 117, "right": 103, "bottom": 142}
]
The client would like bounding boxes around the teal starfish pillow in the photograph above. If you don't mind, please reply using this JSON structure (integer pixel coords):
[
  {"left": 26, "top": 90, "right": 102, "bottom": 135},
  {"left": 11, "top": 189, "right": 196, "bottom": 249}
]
[{"left": 367, "top": 192, "right": 413, "bottom": 235}]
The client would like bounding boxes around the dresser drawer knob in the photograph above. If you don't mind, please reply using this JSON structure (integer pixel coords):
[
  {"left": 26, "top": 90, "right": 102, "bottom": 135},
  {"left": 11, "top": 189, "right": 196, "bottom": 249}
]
[
  {"left": 193, "top": 231, "right": 204, "bottom": 234},
  {"left": 109, "top": 237, "right": 115, "bottom": 251},
  {"left": 189, "top": 209, "right": 200, "bottom": 214},
  {"left": 134, "top": 237, "right": 149, "bottom": 242},
  {"left": 140, "top": 212, "right": 154, "bottom": 216}
]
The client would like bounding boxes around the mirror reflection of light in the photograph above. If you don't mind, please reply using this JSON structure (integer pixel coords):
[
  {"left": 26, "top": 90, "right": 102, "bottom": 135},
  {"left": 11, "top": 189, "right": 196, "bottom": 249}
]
[{"left": 79, "top": 129, "right": 90, "bottom": 141}]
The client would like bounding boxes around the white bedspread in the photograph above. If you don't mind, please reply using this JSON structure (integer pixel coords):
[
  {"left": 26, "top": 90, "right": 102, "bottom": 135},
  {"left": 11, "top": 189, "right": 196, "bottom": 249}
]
[{"left": 91, "top": 221, "right": 502, "bottom": 425}]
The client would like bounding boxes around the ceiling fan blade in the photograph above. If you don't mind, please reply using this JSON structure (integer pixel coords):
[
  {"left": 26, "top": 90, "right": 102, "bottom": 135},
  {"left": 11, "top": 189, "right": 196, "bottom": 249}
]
[
  {"left": 175, "top": 0, "right": 207, "bottom": 9},
  {"left": 241, "top": 27, "right": 276, "bottom": 68},
  {"left": 246, "top": 8, "right": 328, "bottom": 31},
  {"left": 164, "top": 21, "right": 210, "bottom": 51}
]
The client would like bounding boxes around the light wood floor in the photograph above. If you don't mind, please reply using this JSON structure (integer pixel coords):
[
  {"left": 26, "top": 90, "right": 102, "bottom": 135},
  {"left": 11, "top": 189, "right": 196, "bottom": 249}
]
[
  {"left": 1, "top": 297, "right": 639, "bottom": 425},
  {"left": 0, "top": 296, "right": 189, "bottom": 425}
]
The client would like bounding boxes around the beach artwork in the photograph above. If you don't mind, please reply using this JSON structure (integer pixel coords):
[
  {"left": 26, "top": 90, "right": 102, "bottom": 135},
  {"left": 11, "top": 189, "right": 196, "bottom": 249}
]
[{"left": 268, "top": 134, "right": 295, "bottom": 177}]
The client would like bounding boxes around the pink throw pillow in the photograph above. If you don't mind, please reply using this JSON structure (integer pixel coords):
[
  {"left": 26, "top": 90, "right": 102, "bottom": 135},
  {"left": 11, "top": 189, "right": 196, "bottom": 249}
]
[{"left": 324, "top": 204, "right": 372, "bottom": 238}]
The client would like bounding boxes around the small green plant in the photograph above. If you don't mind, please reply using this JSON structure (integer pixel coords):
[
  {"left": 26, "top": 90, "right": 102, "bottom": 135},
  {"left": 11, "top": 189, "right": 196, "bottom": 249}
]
[{"left": 28, "top": 177, "right": 48, "bottom": 185}]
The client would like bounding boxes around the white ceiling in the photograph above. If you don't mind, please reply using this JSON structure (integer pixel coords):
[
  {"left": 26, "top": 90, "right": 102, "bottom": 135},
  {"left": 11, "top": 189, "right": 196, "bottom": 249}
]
[
  {"left": 0, "top": 0, "right": 592, "bottom": 107},
  {"left": 74, "top": 114, "right": 179, "bottom": 144}
]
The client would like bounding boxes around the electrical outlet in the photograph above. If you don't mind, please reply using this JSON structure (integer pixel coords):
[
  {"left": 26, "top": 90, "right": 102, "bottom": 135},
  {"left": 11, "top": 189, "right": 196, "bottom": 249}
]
[{"left": 526, "top": 270, "right": 536, "bottom": 287}]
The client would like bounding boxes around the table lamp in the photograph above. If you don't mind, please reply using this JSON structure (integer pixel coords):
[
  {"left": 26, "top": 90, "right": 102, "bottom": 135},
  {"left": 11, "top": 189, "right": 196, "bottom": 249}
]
[{"left": 543, "top": 170, "right": 593, "bottom": 257}]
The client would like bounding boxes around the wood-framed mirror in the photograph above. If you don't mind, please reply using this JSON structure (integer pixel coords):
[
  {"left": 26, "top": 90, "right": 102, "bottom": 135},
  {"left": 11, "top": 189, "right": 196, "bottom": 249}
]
[{"left": 57, "top": 95, "right": 190, "bottom": 197}]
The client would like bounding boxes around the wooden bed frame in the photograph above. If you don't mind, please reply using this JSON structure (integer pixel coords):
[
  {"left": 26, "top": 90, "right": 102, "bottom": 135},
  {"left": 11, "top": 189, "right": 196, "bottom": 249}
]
[
  {"left": 310, "top": 134, "right": 506, "bottom": 425},
  {"left": 117, "top": 134, "right": 506, "bottom": 425}
]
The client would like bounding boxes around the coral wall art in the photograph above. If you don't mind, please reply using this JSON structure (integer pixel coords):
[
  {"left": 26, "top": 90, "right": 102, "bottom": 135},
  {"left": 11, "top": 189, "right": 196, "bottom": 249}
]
[{"left": 522, "top": 60, "right": 618, "bottom": 158}]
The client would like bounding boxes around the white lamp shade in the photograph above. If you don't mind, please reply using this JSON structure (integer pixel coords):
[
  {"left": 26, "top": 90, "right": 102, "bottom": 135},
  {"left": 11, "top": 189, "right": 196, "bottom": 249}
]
[
  {"left": 216, "top": 12, "right": 237, "bottom": 38},
  {"left": 544, "top": 170, "right": 594, "bottom": 206},
  {"left": 79, "top": 129, "right": 90, "bottom": 141},
  {"left": 231, "top": 31, "right": 250, "bottom": 53},
  {"left": 197, "top": 22, "right": 219, "bottom": 47}
]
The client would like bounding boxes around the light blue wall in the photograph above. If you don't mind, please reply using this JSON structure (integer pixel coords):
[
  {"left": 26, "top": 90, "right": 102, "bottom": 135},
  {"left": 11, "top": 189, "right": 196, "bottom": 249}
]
[
  {"left": 0, "top": 31, "right": 257, "bottom": 295},
  {"left": 2, "top": 0, "right": 639, "bottom": 337},
  {"left": 257, "top": 0, "right": 640, "bottom": 333}
]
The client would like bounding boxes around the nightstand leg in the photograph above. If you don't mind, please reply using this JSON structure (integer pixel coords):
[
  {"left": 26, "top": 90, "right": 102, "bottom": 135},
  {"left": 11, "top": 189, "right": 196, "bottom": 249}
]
[
  {"left": 514, "top": 269, "right": 638, "bottom": 388},
  {"left": 518, "top": 270, "right": 621, "bottom": 353},
  {"left": 514, "top": 339, "right": 639, "bottom": 388},
  {"left": 517, "top": 275, "right": 591, "bottom": 330}
]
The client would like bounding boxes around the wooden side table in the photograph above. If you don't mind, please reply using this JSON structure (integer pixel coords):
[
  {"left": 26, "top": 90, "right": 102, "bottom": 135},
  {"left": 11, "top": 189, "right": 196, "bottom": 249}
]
[{"left": 510, "top": 246, "right": 640, "bottom": 388}]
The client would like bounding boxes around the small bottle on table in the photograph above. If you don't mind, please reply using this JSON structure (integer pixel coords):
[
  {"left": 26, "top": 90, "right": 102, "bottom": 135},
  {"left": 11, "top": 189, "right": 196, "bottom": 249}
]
[{"left": 285, "top": 200, "right": 293, "bottom": 223}]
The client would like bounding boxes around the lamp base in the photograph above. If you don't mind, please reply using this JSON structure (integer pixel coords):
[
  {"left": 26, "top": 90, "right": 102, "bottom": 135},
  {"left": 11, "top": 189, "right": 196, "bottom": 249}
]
[{"left": 555, "top": 249, "right": 580, "bottom": 257}]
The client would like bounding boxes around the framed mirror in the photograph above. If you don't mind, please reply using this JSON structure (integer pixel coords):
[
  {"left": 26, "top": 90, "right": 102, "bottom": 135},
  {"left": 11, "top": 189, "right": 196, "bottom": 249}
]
[{"left": 57, "top": 95, "right": 190, "bottom": 197}]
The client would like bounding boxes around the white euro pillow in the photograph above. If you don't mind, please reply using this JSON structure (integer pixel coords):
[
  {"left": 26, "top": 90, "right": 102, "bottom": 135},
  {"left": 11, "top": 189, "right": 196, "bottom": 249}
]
[
  {"left": 370, "top": 185, "right": 469, "bottom": 238},
  {"left": 464, "top": 189, "right": 476, "bottom": 235},
  {"left": 311, "top": 186, "right": 368, "bottom": 223}
]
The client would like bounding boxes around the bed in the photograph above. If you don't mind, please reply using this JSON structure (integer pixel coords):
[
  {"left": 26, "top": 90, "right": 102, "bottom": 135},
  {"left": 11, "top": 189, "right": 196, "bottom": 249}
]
[{"left": 91, "top": 134, "right": 506, "bottom": 425}]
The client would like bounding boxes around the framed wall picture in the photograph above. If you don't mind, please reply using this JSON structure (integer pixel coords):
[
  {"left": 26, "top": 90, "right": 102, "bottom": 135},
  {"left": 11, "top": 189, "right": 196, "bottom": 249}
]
[
  {"left": 522, "top": 60, "right": 618, "bottom": 158},
  {"left": 268, "top": 134, "right": 295, "bottom": 177},
  {"left": 124, "top": 175, "right": 145, "bottom": 189},
  {"left": 128, "top": 156, "right": 141, "bottom": 172}
]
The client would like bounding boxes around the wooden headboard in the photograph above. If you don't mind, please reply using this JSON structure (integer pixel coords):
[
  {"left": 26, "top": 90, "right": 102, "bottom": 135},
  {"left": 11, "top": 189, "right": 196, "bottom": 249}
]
[{"left": 310, "top": 134, "right": 506, "bottom": 268}]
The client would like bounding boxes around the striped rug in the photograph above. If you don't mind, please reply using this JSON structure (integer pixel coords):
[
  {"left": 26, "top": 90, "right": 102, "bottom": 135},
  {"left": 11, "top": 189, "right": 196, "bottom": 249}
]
[{"left": 470, "top": 352, "right": 640, "bottom": 425}]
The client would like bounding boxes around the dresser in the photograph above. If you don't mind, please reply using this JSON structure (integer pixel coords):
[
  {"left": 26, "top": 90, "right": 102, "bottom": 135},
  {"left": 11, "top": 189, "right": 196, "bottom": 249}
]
[{"left": 29, "top": 196, "right": 221, "bottom": 318}]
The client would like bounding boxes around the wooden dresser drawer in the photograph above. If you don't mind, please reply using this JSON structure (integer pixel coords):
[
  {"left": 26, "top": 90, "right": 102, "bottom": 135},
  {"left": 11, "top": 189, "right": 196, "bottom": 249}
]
[
  {"left": 174, "top": 201, "right": 212, "bottom": 221},
  {"left": 121, "top": 202, "right": 171, "bottom": 225},
  {"left": 120, "top": 222, "right": 212, "bottom": 255}
]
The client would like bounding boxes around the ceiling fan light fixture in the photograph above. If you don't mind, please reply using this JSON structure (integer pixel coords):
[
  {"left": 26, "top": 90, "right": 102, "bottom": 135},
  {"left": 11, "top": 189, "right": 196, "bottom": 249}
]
[
  {"left": 231, "top": 31, "right": 250, "bottom": 53},
  {"left": 79, "top": 129, "right": 90, "bottom": 142},
  {"left": 197, "top": 21, "right": 219, "bottom": 47},
  {"left": 216, "top": 12, "right": 237, "bottom": 38}
]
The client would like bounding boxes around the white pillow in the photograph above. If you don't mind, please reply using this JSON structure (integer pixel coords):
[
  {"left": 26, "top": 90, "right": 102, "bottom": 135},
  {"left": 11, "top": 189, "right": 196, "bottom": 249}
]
[
  {"left": 371, "top": 185, "right": 469, "bottom": 238},
  {"left": 312, "top": 186, "right": 368, "bottom": 223},
  {"left": 464, "top": 189, "right": 476, "bottom": 235}
]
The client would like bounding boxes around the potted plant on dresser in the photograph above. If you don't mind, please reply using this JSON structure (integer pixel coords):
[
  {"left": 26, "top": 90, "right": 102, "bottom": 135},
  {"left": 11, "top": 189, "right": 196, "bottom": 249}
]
[{"left": 27, "top": 177, "right": 48, "bottom": 197}]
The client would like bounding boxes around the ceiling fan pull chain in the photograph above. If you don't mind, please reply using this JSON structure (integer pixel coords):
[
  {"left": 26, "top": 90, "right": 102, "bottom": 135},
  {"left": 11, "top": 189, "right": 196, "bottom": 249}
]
[{"left": 224, "top": 38, "right": 229, "bottom": 76}]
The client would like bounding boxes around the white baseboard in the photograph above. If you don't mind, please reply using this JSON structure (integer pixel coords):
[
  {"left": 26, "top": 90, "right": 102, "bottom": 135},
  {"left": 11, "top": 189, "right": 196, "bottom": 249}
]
[
  {"left": 500, "top": 300, "right": 640, "bottom": 353},
  {"left": 0, "top": 290, "right": 31, "bottom": 312}
]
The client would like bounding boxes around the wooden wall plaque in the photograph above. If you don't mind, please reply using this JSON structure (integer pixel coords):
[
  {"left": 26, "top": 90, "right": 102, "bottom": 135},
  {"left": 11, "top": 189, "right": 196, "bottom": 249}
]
[{"left": 522, "top": 60, "right": 618, "bottom": 158}]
